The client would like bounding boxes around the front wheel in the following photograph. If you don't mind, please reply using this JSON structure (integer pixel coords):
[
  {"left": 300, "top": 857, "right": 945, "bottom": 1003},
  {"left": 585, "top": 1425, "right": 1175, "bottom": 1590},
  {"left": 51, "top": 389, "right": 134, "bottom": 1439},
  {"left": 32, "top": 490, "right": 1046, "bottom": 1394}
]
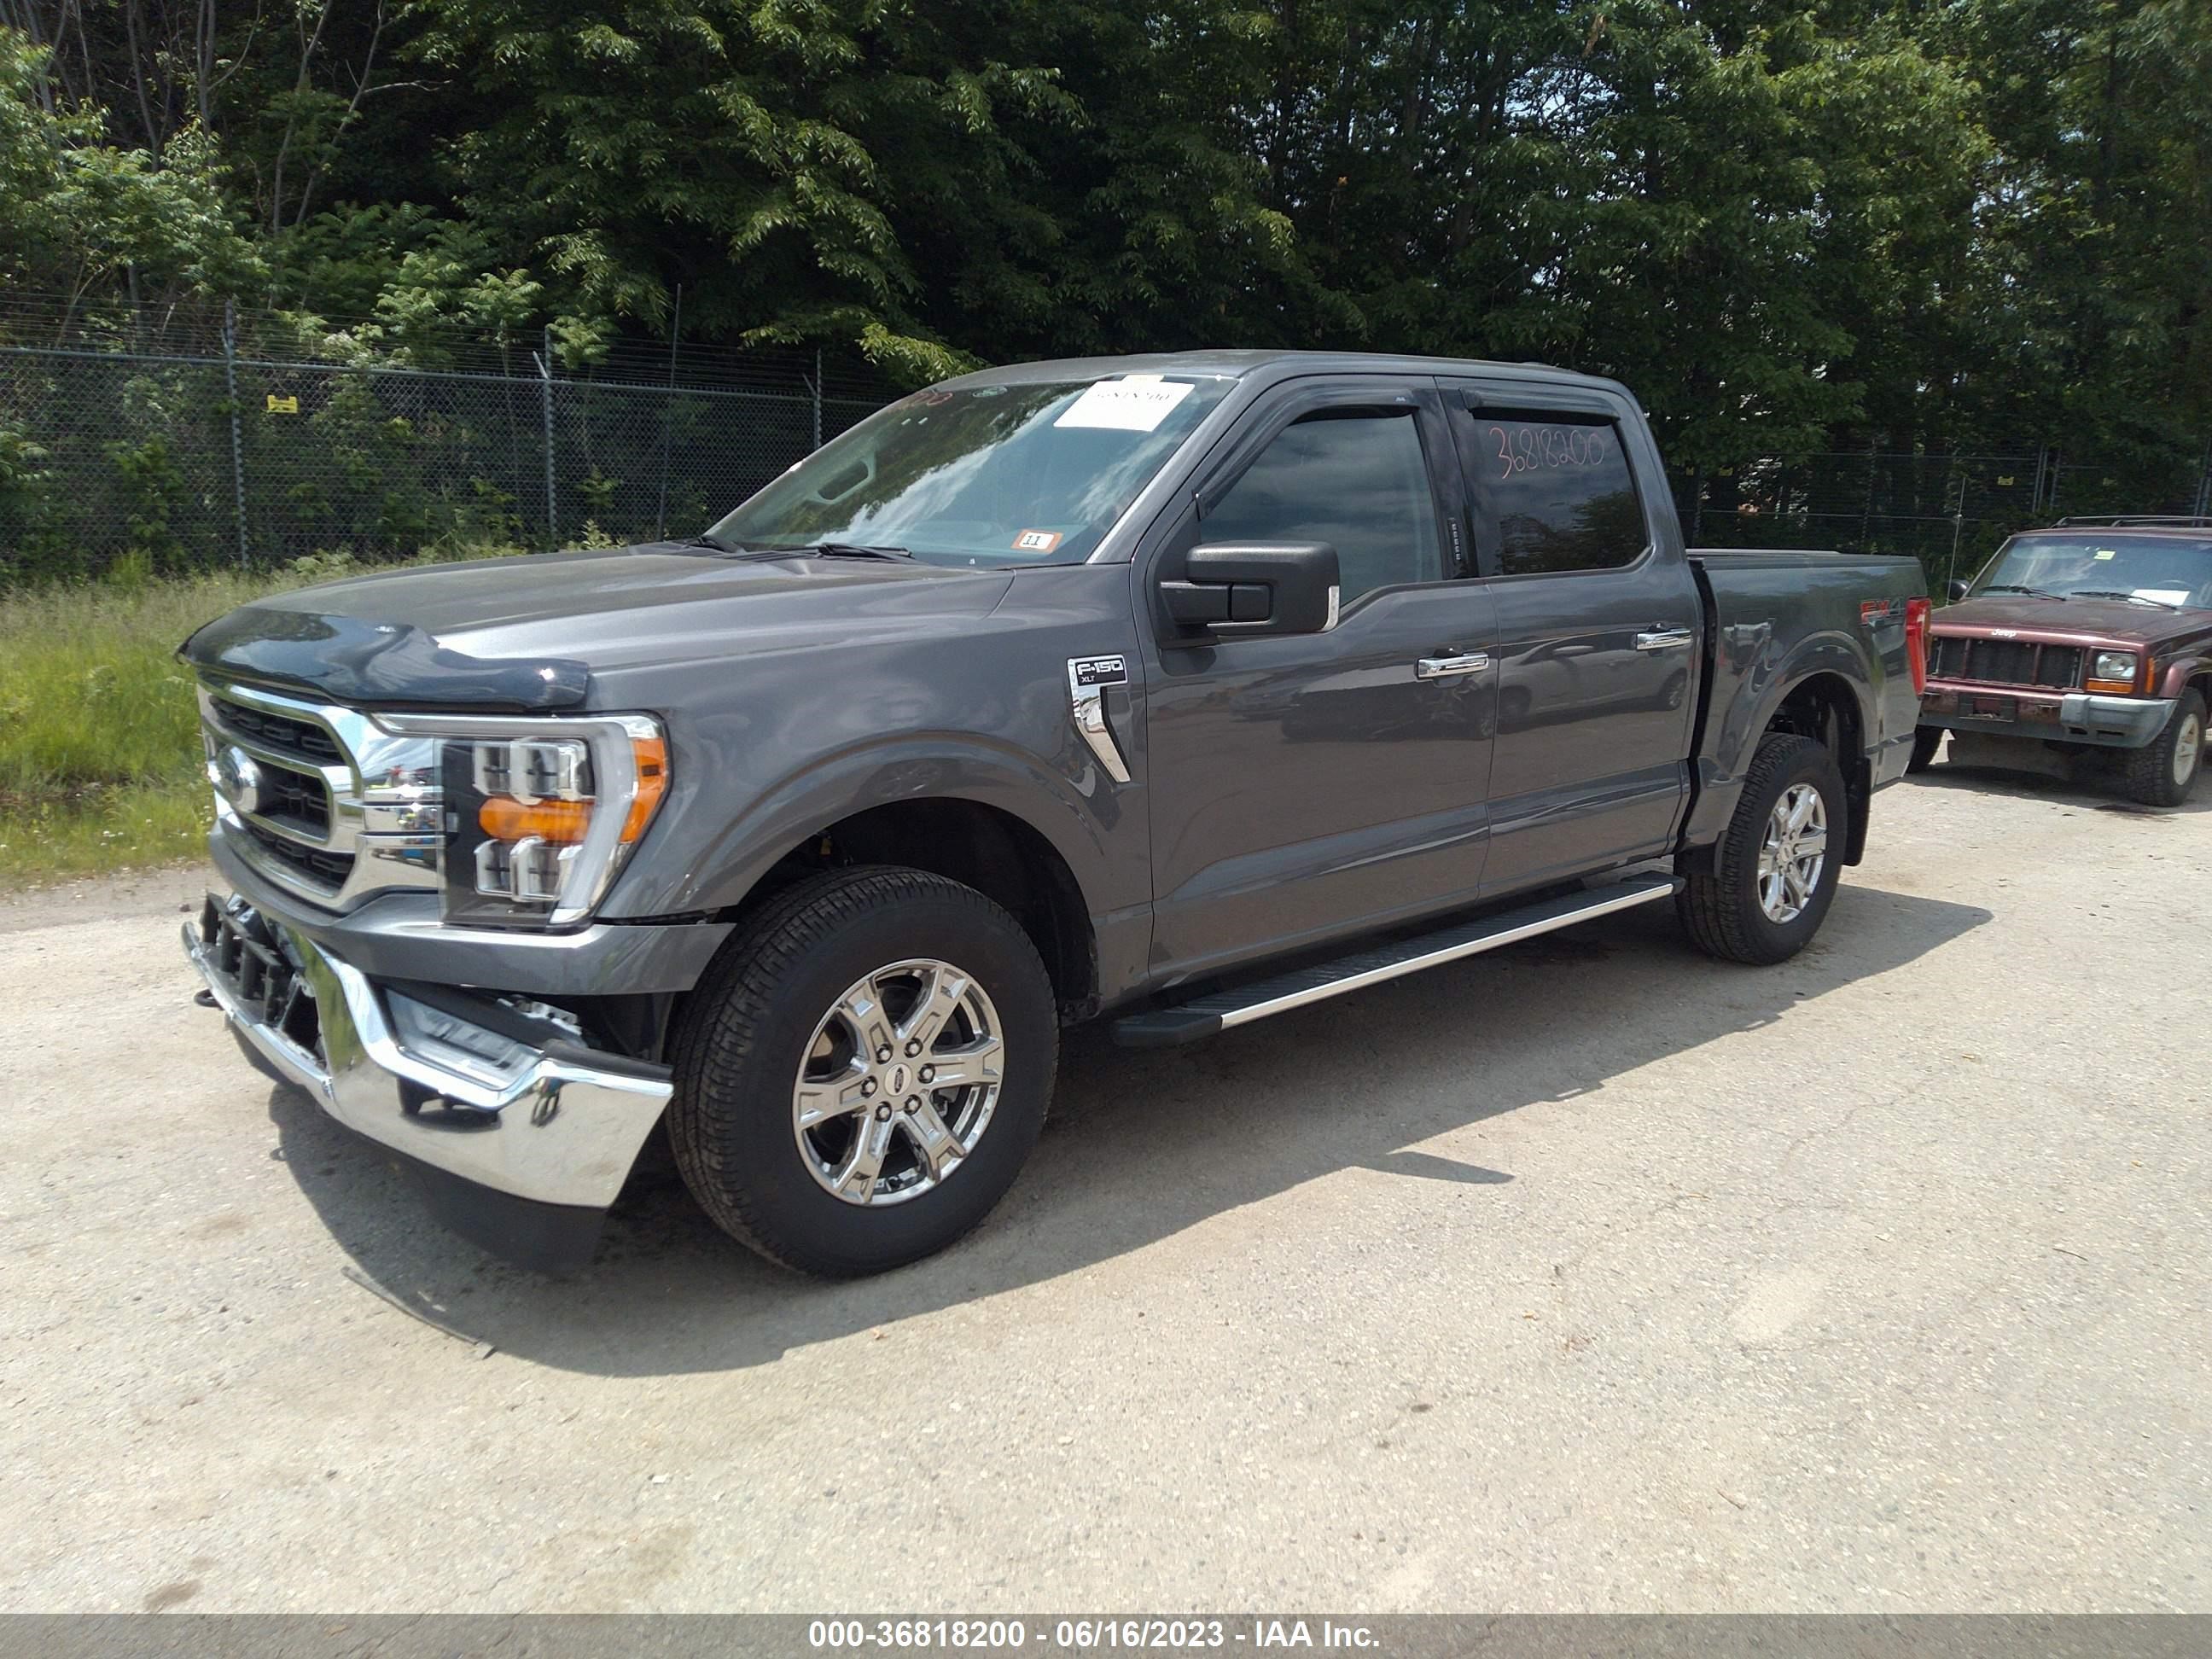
[
  {"left": 1906, "top": 725, "right": 1944, "bottom": 773},
  {"left": 1679, "top": 733, "right": 1848, "bottom": 966},
  {"left": 2120, "top": 689, "right": 2205, "bottom": 807},
  {"left": 667, "top": 867, "right": 1058, "bottom": 1277}
]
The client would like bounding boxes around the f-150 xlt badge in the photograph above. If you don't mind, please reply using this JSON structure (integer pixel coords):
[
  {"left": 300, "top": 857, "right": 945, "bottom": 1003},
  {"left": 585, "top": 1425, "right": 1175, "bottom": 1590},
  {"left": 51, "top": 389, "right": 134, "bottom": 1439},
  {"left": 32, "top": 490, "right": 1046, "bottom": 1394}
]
[{"left": 1067, "top": 655, "right": 1132, "bottom": 784}]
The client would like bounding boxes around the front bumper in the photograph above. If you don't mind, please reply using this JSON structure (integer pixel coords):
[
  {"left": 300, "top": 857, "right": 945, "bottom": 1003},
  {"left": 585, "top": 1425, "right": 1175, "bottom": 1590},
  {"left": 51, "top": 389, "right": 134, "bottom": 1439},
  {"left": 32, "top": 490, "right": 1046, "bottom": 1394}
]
[
  {"left": 1919, "top": 684, "right": 2174, "bottom": 749},
  {"left": 184, "top": 894, "right": 672, "bottom": 1272}
]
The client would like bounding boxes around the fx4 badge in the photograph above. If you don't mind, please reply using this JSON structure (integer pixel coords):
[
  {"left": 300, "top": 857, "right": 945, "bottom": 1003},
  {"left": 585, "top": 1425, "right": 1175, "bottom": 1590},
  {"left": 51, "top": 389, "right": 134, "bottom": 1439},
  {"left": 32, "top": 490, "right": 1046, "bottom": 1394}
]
[{"left": 1067, "top": 655, "right": 1132, "bottom": 784}]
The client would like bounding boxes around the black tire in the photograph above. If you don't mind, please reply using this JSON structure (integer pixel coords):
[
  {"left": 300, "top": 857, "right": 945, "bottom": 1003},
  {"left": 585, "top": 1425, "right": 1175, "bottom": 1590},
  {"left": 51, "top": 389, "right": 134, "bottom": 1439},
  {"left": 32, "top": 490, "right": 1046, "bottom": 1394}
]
[
  {"left": 1678, "top": 733, "right": 1848, "bottom": 966},
  {"left": 2119, "top": 689, "right": 2206, "bottom": 807},
  {"left": 1906, "top": 725, "right": 1944, "bottom": 773},
  {"left": 666, "top": 866, "right": 1058, "bottom": 1277}
]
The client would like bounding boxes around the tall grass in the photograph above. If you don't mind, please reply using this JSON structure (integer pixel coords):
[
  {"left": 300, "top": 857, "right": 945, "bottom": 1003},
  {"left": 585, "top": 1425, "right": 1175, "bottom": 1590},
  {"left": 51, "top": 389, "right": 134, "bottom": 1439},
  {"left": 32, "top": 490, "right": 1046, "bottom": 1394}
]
[
  {"left": 0, "top": 546, "right": 524, "bottom": 886},
  {"left": 0, "top": 573, "right": 279, "bottom": 883}
]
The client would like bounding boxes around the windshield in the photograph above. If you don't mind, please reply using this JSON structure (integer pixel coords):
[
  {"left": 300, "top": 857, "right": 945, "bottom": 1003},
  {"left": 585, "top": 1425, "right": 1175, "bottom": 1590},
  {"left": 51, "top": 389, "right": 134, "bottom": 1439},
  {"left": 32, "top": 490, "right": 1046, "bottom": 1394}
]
[
  {"left": 706, "top": 375, "right": 1234, "bottom": 568},
  {"left": 1970, "top": 533, "right": 2212, "bottom": 608}
]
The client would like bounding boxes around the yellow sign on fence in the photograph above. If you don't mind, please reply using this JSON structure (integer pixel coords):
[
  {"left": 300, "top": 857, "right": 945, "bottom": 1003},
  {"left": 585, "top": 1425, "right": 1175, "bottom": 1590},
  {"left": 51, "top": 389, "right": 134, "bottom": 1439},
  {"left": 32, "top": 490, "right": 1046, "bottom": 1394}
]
[{"left": 265, "top": 393, "right": 300, "bottom": 415}]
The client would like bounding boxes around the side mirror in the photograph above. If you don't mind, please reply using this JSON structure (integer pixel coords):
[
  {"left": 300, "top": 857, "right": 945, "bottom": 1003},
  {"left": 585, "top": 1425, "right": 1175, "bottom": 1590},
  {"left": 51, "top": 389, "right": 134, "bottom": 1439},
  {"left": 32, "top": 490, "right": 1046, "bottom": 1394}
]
[
  {"left": 1161, "top": 541, "right": 1340, "bottom": 638},
  {"left": 1947, "top": 578, "right": 1970, "bottom": 602}
]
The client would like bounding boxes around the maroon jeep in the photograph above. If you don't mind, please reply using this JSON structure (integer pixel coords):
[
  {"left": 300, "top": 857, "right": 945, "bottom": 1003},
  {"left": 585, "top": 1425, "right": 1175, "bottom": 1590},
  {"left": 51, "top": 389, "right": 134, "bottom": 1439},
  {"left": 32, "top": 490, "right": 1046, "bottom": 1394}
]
[{"left": 1914, "top": 517, "right": 2212, "bottom": 805}]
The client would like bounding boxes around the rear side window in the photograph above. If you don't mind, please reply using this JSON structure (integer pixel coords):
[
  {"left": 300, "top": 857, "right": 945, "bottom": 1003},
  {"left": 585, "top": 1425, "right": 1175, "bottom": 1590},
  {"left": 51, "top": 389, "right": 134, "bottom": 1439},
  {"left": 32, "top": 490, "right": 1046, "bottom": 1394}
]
[
  {"left": 1201, "top": 408, "right": 1444, "bottom": 602},
  {"left": 1467, "top": 415, "right": 1645, "bottom": 575}
]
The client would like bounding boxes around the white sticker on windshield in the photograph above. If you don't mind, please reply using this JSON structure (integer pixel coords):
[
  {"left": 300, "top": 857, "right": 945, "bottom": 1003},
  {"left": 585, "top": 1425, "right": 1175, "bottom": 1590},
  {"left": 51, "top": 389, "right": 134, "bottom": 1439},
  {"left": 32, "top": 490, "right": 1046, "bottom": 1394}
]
[
  {"left": 2135, "top": 588, "right": 2190, "bottom": 605},
  {"left": 1055, "top": 376, "right": 1195, "bottom": 433},
  {"left": 2093, "top": 548, "right": 2117, "bottom": 560}
]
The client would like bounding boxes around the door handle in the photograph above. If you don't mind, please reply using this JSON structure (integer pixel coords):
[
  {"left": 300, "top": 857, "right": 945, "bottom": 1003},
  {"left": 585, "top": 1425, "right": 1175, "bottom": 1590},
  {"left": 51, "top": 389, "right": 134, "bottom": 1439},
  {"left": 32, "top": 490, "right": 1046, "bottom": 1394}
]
[
  {"left": 1634, "top": 629, "right": 1695, "bottom": 652},
  {"left": 1416, "top": 652, "right": 1492, "bottom": 679}
]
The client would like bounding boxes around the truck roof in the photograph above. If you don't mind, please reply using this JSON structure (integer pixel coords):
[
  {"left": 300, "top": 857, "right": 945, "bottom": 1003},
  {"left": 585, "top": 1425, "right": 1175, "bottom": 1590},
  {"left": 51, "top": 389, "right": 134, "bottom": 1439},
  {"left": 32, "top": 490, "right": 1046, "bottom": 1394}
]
[{"left": 937, "top": 349, "right": 1635, "bottom": 402}]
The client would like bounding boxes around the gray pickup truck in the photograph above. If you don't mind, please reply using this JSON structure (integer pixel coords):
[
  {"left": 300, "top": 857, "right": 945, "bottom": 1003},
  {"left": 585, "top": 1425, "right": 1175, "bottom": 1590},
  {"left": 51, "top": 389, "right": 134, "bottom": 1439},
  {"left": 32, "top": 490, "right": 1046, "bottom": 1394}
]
[{"left": 181, "top": 352, "right": 1929, "bottom": 1277}]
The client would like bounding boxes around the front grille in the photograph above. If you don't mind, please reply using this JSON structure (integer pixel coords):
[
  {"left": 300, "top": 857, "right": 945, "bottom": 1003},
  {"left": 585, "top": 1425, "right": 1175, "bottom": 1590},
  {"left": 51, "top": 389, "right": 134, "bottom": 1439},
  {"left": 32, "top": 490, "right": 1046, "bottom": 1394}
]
[
  {"left": 212, "top": 699, "right": 344, "bottom": 765},
  {"left": 199, "top": 679, "right": 442, "bottom": 911},
  {"left": 259, "top": 761, "right": 331, "bottom": 835},
  {"left": 241, "top": 818, "right": 355, "bottom": 891},
  {"left": 1934, "top": 637, "right": 2083, "bottom": 690}
]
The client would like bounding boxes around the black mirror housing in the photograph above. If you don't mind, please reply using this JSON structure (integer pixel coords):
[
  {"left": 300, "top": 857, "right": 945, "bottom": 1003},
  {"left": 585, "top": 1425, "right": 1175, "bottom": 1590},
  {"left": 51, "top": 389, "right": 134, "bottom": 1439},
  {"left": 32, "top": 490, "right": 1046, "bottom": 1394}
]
[
  {"left": 1161, "top": 541, "right": 1339, "bottom": 639},
  {"left": 1947, "top": 578, "right": 1970, "bottom": 602}
]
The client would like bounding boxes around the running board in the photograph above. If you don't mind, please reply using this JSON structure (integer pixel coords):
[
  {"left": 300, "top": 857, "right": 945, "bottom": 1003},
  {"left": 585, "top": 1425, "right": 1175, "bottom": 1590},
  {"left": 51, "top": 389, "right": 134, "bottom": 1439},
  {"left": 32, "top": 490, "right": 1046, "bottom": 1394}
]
[{"left": 1111, "top": 876, "right": 1681, "bottom": 1049}]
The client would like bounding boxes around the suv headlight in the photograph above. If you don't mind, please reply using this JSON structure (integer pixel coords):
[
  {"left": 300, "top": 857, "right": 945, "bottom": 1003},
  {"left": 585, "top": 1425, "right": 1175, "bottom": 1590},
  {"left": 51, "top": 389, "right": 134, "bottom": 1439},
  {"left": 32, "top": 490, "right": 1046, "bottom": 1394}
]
[
  {"left": 375, "top": 712, "right": 669, "bottom": 928},
  {"left": 2092, "top": 650, "right": 2139, "bottom": 684}
]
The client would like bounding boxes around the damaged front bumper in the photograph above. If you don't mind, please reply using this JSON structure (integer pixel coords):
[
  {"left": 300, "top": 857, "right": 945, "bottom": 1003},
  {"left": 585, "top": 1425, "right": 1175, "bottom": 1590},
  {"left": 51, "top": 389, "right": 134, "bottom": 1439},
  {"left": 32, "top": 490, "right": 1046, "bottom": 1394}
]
[
  {"left": 183, "top": 894, "right": 672, "bottom": 1272},
  {"left": 1919, "top": 684, "right": 2175, "bottom": 749}
]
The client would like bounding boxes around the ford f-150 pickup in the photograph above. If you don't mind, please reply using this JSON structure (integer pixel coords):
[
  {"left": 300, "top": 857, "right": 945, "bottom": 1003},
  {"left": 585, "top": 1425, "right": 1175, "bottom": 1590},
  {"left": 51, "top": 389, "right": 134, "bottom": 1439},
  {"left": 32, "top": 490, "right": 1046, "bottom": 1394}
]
[{"left": 180, "top": 351, "right": 1930, "bottom": 1277}]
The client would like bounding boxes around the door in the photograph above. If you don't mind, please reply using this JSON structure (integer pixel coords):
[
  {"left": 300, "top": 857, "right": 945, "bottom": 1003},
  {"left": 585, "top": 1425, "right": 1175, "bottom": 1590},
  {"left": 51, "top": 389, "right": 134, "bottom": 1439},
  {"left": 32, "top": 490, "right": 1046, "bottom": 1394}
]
[
  {"left": 1442, "top": 384, "right": 1700, "bottom": 894},
  {"left": 1139, "top": 379, "right": 1499, "bottom": 982}
]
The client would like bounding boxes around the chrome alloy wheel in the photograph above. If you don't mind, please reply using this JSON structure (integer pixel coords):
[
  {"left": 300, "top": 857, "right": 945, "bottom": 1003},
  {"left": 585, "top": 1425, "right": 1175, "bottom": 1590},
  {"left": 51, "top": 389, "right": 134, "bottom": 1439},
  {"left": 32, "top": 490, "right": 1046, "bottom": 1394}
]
[
  {"left": 792, "top": 959, "right": 1004, "bottom": 1207},
  {"left": 2174, "top": 712, "right": 2203, "bottom": 789},
  {"left": 1757, "top": 783, "right": 1828, "bottom": 924}
]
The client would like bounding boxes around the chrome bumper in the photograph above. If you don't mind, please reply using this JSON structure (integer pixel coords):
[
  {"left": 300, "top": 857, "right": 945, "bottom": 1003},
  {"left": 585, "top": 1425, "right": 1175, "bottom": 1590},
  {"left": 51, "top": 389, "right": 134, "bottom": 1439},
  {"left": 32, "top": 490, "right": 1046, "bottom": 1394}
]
[{"left": 183, "top": 898, "right": 672, "bottom": 1214}]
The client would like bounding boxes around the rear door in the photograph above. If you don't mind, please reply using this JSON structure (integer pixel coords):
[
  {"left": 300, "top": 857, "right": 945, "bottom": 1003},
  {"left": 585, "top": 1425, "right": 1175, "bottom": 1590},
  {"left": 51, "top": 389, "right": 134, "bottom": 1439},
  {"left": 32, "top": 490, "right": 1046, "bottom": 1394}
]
[
  {"left": 1441, "top": 380, "right": 1700, "bottom": 894},
  {"left": 1138, "top": 376, "right": 1499, "bottom": 982}
]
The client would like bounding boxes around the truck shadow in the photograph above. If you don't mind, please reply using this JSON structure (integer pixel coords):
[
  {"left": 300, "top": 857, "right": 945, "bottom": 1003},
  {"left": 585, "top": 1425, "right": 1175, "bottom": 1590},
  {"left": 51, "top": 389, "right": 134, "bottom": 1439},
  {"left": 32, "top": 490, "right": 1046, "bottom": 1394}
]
[{"left": 262, "top": 882, "right": 1989, "bottom": 1377}]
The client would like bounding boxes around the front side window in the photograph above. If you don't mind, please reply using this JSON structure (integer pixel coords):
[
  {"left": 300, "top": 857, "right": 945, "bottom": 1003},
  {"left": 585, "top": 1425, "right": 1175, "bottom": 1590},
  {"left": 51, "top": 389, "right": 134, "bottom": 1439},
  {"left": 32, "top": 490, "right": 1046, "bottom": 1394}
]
[
  {"left": 1199, "top": 408, "right": 1444, "bottom": 602},
  {"left": 707, "top": 375, "right": 1233, "bottom": 568},
  {"left": 1466, "top": 415, "right": 1645, "bottom": 576},
  {"left": 1970, "top": 533, "right": 2212, "bottom": 608}
]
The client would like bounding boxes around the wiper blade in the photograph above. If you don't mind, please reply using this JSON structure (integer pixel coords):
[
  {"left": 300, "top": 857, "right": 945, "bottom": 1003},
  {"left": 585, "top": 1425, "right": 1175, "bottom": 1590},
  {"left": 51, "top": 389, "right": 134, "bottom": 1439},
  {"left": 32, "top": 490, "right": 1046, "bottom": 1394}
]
[
  {"left": 799, "top": 541, "right": 914, "bottom": 561},
  {"left": 1980, "top": 584, "right": 2065, "bottom": 599},
  {"left": 2073, "top": 588, "right": 2180, "bottom": 609},
  {"left": 675, "top": 533, "right": 736, "bottom": 552}
]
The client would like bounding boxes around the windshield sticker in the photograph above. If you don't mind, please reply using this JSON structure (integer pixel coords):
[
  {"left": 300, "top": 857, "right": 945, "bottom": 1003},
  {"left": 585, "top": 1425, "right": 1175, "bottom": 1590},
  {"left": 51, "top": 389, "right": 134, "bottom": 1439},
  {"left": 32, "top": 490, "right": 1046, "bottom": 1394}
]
[
  {"left": 2135, "top": 588, "right": 2190, "bottom": 605},
  {"left": 2093, "top": 548, "right": 2117, "bottom": 559},
  {"left": 1012, "top": 528, "right": 1064, "bottom": 553},
  {"left": 1055, "top": 376, "right": 1196, "bottom": 433}
]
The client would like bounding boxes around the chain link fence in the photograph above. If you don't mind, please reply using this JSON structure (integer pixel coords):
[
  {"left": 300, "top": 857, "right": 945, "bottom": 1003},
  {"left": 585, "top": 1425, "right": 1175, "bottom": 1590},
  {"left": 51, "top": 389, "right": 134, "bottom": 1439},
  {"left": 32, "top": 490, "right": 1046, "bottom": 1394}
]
[
  {"left": 3, "top": 299, "right": 2207, "bottom": 586},
  {"left": 1674, "top": 442, "right": 2212, "bottom": 596},
  {"left": 0, "top": 302, "right": 899, "bottom": 583}
]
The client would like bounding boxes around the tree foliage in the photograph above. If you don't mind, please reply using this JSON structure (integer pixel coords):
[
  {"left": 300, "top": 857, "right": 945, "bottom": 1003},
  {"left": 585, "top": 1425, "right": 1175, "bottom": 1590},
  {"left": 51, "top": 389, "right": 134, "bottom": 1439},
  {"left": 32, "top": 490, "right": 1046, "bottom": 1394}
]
[{"left": 0, "top": 0, "right": 2205, "bottom": 471}]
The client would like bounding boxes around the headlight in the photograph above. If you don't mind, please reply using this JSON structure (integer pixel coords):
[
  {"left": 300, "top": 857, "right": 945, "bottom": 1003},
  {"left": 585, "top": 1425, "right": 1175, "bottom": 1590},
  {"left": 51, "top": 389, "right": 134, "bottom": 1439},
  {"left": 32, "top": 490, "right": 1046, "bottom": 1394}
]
[
  {"left": 375, "top": 712, "right": 669, "bottom": 928},
  {"left": 2092, "top": 650, "right": 2139, "bottom": 684}
]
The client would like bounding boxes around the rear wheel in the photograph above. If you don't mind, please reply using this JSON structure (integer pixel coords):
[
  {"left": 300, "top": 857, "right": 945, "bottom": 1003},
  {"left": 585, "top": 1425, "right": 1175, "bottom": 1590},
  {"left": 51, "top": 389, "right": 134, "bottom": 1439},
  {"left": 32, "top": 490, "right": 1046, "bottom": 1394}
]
[
  {"left": 2120, "top": 689, "right": 2205, "bottom": 807},
  {"left": 667, "top": 867, "right": 1058, "bottom": 1277},
  {"left": 1906, "top": 725, "right": 1944, "bottom": 773},
  {"left": 1679, "top": 733, "right": 1847, "bottom": 966}
]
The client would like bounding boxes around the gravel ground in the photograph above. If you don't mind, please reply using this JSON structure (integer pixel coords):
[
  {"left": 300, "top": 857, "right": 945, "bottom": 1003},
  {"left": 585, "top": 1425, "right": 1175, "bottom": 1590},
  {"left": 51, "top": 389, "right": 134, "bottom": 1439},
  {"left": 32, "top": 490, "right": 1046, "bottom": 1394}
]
[{"left": 3, "top": 762, "right": 2207, "bottom": 1614}]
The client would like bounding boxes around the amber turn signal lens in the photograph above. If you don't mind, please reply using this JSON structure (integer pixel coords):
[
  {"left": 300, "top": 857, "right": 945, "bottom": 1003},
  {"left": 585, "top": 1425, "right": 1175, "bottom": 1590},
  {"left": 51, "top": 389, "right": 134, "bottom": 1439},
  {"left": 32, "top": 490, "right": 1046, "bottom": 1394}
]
[
  {"left": 622, "top": 736, "right": 668, "bottom": 842},
  {"left": 2084, "top": 678, "right": 2137, "bottom": 695},
  {"left": 479, "top": 795, "right": 593, "bottom": 844}
]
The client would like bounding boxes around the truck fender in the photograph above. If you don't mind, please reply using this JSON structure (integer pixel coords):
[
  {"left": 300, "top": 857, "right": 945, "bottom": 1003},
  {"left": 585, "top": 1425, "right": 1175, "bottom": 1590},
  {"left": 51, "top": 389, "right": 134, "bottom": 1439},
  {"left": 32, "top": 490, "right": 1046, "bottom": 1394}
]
[
  {"left": 1682, "top": 627, "right": 1879, "bottom": 865},
  {"left": 625, "top": 733, "right": 1126, "bottom": 924}
]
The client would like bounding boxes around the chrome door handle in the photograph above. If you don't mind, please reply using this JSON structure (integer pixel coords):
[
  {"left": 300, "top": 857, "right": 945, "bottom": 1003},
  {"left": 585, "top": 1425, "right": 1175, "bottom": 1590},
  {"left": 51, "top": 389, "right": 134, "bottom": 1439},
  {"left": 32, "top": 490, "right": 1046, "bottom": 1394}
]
[
  {"left": 1634, "top": 629, "right": 1695, "bottom": 652},
  {"left": 1416, "top": 652, "right": 1491, "bottom": 679}
]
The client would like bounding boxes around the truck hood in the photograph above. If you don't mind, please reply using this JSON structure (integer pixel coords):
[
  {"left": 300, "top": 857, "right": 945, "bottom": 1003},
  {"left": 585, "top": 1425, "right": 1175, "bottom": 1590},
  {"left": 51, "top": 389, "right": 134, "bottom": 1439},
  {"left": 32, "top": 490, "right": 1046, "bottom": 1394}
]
[
  {"left": 181, "top": 543, "right": 1016, "bottom": 710},
  {"left": 1934, "top": 593, "right": 2209, "bottom": 648}
]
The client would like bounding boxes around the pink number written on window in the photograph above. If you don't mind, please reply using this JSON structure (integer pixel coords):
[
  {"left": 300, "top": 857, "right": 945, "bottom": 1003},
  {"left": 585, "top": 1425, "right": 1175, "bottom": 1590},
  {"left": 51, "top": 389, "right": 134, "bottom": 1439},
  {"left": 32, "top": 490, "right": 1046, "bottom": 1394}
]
[{"left": 1486, "top": 422, "right": 1615, "bottom": 480}]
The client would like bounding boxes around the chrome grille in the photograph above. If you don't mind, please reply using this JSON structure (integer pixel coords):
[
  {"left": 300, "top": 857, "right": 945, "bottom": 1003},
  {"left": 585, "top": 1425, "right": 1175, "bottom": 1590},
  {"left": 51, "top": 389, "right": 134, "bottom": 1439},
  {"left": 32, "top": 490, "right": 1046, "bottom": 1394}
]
[
  {"left": 258, "top": 760, "right": 332, "bottom": 836},
  {"left": 197, "top": 680, "right": 445, "bottom": 911},
  {"left": 1933, "top": 637, "right": 2084, "bottom": 690},
  {"left": 239, "top": 819, "right": 355, "bottom": 894},
  {"left": 207, "top": 699, "right": 344, "bottom": 765}
]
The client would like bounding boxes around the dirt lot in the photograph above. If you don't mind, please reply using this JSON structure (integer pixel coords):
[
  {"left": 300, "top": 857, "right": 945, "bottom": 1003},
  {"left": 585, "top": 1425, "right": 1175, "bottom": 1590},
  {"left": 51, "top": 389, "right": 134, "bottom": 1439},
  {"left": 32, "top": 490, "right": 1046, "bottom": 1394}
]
[{"left": 3, "top": 765, "right": 2207, "bottom": 1613}]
